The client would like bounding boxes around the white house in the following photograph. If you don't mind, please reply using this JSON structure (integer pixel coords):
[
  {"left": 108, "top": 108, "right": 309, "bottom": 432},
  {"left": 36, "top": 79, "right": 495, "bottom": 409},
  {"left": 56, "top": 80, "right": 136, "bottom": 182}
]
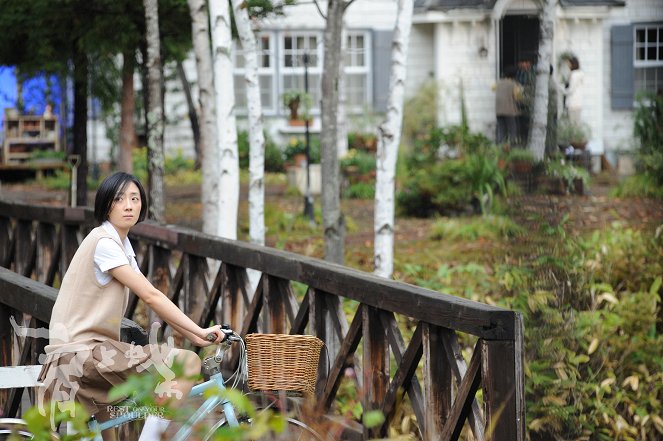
[{"left": 90, "top": 0, "right": 662, "bottom": 167}]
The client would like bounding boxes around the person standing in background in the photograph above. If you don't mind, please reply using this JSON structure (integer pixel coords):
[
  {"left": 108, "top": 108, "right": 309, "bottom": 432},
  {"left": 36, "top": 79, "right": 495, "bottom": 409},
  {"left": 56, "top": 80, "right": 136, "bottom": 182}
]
[
  {"left": 495, "top": 66, "right": 523, "bottom": 145},
  {"left": 516, "top": 58, "right": 536, "bottom": 144},
  {"left": 564, "top": 56, "right": 584, "bottom": 124}
]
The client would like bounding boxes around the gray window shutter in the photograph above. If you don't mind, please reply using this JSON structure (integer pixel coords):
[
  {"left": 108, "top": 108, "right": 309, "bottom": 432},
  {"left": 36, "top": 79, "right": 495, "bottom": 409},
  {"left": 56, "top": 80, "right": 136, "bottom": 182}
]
[
  {"left": 611, "top": 24, "right": 634, "bottom": 110},
  {"left": 372, "top": 30, "right": 394, "bottom": 113}
]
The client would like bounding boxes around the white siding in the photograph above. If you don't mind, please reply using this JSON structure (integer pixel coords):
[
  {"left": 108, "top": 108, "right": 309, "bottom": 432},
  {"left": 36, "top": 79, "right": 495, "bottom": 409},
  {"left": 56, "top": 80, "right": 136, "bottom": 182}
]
[
  {"left": 405, "top": 24, "right": 435, "bottom": 98},
  {"left": 433, "top": 21, "right": 494, "bottom": 136}
]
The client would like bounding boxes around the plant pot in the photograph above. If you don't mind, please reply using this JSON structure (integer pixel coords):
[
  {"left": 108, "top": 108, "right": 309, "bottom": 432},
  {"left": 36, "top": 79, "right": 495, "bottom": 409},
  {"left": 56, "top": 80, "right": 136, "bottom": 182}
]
[
  {"left": 288, "top": 119, "right": 312, "bottom": 127},
  {"left": 292, "top": 153, "right": 307, "bottom": 167},
  {"left": 510, "top": 160, "right": 533, "bottom": 175}
]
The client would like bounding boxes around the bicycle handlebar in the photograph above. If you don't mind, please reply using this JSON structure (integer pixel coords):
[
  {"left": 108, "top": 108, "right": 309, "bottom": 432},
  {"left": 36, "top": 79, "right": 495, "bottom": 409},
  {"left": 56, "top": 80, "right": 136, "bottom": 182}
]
[{"left": 206, "top": 324, "right": 236, "bottom": 343}]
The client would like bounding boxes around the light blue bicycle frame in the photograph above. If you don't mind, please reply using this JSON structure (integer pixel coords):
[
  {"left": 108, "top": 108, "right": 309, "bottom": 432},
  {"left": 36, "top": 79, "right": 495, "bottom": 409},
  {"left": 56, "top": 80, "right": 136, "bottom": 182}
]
[{"left": 88, "top": 371, "right": 239, "bottom": 441}]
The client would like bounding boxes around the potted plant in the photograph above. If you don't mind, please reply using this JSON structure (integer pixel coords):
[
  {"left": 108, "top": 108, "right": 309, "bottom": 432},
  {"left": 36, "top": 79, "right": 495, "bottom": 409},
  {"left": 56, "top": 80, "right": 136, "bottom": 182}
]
[
  {"left": 284, "top": 137, "right": 307, "bottom": 166},
  {"left": 282, "top": 90, "right": 312, "bottom": 125},
  {"left": 544, "top": 160, "right": 590, "bottom": 195},
  {"left": 556, "top": 118, "right": 590, "bottom": 150},
  {"left": 505, "top": 148, "right": 535, "bottom": 174}
]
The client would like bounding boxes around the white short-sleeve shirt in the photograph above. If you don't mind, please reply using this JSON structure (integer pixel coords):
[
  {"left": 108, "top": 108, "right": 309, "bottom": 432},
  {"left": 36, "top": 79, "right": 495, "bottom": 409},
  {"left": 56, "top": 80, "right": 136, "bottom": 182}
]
[{"left": 94, "top": 221, "right": 141, "bottom": 285}]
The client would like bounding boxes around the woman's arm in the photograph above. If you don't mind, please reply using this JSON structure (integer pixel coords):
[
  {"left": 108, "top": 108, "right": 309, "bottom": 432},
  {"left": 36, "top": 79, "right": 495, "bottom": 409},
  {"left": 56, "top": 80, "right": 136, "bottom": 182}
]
[{"left": 109, "top": 264, "right": 222, "bottom": 346}]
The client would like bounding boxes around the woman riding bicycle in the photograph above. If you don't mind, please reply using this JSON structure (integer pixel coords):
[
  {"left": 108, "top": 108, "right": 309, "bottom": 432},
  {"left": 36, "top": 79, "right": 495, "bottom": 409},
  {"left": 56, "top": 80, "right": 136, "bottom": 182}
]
[{"left": 38, "top": 172, "right": 224, "bottom": 441}]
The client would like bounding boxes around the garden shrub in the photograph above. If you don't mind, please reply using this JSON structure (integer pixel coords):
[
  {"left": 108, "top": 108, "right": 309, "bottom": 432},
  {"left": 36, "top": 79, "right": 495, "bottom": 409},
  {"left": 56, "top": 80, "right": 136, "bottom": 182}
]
[
  {"left": 429, "top": 215, "right": 524, "bottom": 241},
  {"left": 238, "top": 130, "right": 285, "bottom": 172},
  {"left": 496, "top": 222, "right": 663, "bottom": 440},
  {"left": 633, "top": 92, "right": 663, "bottom": 186},
  {"left": 401, "top": 79, "right": 439, "bottom": 149},
  {"left": 397, "top": 126, "right": 505, "bottom": 217}
]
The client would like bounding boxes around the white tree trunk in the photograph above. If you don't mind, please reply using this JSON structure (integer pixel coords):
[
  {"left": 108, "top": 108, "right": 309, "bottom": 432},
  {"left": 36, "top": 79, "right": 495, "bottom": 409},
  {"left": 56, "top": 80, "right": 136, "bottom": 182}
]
[
  {"left": 209, "top": 0, "right": 240, "bottom": 239},
  {"left": 527, "top": 0, "right": 556, "bottom": 162},
  {"left": 188, "top": 0, "right": 219, "bottom": 236},
  {"left": 143, "top": 0, "right": 165, "bottom": 223},
  {"left": 320, "top": 0, "right": 346, "bottom": 264},
  {"left": 232, "top": 0, "right": 266, "bottom": 246},
  {"left": 374, "top": 0, "right": 413, "bottom": 279}
]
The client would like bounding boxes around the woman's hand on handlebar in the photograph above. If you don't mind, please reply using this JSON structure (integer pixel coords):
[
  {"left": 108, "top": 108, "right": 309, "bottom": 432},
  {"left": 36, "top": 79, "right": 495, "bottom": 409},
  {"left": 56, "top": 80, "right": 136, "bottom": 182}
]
[{"left": 196, "top": 324, "right": 224, "bottom": 347}]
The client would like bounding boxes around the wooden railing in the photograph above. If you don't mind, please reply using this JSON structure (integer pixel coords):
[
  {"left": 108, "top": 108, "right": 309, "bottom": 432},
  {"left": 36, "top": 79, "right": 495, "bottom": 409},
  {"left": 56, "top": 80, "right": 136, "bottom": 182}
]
[{"left": 0, "top": 200, "right": 525, "bottom": 440}]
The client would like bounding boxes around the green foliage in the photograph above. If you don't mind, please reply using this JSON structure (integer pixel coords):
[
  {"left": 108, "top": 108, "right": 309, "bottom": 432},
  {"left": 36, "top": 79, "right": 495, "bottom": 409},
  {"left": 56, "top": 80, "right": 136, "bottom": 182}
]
[
  {"left": 429, "top": 215, "right": 524, "bottom": 241},
  {"left": 545, "top": 160, "right": 590, "bottom": 192},
  {"left": 132, "top": 147, "right": 201, "bottom": 185},
  {"left": 401, "top": 79, "right": 439, "bottom": 149},
  {"left": 556, "top": 117, "right": 591, "bottom": 146},
  {"left": 344, "top": 182, "right": 375, "bottom": 199},
  {"left": 633, "top": 92, "right": 663, "bottom": 185},
  {"left": 398, "top": 128, "right": 505, "bottom": 217},
  {"left": 21, "top": 402, "right": 93, "bottom": 441},
  {"left": 281, "top": 90, "right": 312, "bottom": 120},
  {"left": 496, "top": 222, "right": 663, "bottom": 440},
  {"left": 347, "top": 132, "right": 377, "bottom": 152},
  {"left": 503, "top": 147, "right": 535, "bottom": 164},
  {"left": 340, "top": 148, "right": 376, "bottom": 176},
  {"left": 610, "top": 174, "right": 663, "bottom": 199},
  {"left": 29, "top": 150, "right": 67, "bottom": 161},
  {"left": 283, "top": 137, "right": 320, "bottom": 164},
  {"left": 237, "top": 131, "right": 285, "bottom": 172},
  {"left": 405, "top": 125, "right": 494, "bottom": 171}
]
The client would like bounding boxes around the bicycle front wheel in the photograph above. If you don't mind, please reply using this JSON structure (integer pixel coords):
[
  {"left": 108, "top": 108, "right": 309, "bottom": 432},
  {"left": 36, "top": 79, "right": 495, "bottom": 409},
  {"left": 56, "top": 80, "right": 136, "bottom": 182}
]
[
  {"left": 203, "top": 416, "right": 326, "bottom": 441},
  {"left": 0, "top": 418, "right": 38, "bottom": 440}
]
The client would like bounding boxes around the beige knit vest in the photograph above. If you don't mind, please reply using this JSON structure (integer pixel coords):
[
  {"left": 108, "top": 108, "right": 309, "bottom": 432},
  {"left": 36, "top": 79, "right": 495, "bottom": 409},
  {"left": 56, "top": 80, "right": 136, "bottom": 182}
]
[{"left": 45, "top": 227, "right": 129, "bottom": 354}]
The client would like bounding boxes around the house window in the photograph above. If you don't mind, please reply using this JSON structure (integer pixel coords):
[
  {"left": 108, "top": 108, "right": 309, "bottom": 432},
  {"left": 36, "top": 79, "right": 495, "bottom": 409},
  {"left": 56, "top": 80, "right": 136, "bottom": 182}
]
[
  {"left": 233, "top": 33, "right": 276, "bottom": 114},
  {"left": 233, "top": 30, "right": 373, "bottom": 116},
  {"left": 280, "top": 32, "right": 323, "bottom": 114},
  {"left": 344, "top": 31, "right": 372, "bottom": 111},
  {"left": 634, "top": 24, "right": 663, "bottom": 94}
]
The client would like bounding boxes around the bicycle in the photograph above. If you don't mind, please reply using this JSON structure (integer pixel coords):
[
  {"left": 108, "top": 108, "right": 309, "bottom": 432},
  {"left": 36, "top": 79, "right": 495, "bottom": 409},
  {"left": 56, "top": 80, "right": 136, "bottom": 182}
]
[{"left": 0, "top": 326, "right": 326, "bottom": 441}]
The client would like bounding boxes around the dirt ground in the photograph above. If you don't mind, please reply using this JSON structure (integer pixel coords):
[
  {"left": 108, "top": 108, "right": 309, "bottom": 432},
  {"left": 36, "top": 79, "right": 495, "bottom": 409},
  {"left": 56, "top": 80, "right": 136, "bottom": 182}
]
[{"left": 2, "top": 173, "right": 662, "bottom": 255}]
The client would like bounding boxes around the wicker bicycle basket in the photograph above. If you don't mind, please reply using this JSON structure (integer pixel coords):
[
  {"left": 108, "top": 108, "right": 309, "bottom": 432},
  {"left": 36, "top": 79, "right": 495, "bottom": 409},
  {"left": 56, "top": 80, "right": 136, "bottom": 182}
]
[{"left": 245, "top": 333, "right": 324, "bottom": 395}]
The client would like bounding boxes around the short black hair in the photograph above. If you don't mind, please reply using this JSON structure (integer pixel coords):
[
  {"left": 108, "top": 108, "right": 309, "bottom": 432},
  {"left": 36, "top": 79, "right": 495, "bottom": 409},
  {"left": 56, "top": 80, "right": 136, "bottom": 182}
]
[
  {"left": 569, "top": 56, "right": 580, "bottom": 71},
  {"left": 94, "top": 172, "right": 148, "bottom": 224}
]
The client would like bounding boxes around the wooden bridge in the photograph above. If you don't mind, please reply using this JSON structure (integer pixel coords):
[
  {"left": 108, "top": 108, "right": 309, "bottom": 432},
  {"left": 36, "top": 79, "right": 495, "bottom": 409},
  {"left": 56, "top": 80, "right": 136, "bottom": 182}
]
[{"left": 0, "top": 199, "right": 524, "bottom": 440}]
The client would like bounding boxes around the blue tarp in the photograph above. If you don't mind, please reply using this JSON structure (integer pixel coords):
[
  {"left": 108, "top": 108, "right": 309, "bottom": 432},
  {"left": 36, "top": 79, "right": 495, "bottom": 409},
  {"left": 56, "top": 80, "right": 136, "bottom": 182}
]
[{"left": 0, "top": 66, "right": 63, "bottom": 128}]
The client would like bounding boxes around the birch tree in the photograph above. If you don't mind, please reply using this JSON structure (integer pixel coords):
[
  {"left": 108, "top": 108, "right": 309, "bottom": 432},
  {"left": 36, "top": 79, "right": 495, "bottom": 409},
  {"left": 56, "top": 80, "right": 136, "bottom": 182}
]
[
  {"left": 374, "top": 0, "right": 413, "bottom": 278},
  {"left": 209, "top": 0, "right": 240, "bottom": 239},
  {"left": 143, "top": 0, "right": 166, "bottom": 222},
  {"left": 187, "top": 0, "right": 219, "bottom": 236},
  {"left": 527, "top": 0, "right": 556, "bottom": 162},
  {"left": 320, "top": 0, "right": 350, "bottom": 264},
  {"left": 232, "top": 0, "right": 266, "bottom": 246}
]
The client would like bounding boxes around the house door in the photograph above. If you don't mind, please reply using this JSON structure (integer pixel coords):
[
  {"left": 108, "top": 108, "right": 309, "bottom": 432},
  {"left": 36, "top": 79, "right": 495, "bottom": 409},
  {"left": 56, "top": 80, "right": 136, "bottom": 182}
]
[
  {"left": 500, "top": 15, "right": 540, "bottom": 144},
  {"left": 500, "top": 15, "right": 540, "bottom": 76}
]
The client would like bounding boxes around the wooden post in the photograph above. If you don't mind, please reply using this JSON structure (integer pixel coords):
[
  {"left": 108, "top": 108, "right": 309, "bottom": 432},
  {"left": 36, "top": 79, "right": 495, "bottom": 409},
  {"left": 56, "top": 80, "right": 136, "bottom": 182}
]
[
  {"left": 0, "top": 217, "right": 12, "bottom": 268},
  {"left": 481, "top": 314, "right": 525, "bottom": 441},
  {"left": 182, "top": 254, "right": 208, "bottom": 334},
  {"left": 0, "top": 305, "right": 11, "bottom": 410},
  {"left": 15, "top": 220, "right": 33, "bottom": 277},
  {"left": 264, "top": 275, "right": 288, "bottom": 334},
  {"left": 60, "top": 224, "right": 79, "bottom": 276},
  {"left": 147, "top": 245, "right": 170, "bottom": 325},
  {"left": 224, "top": 264, "right": 250, "bottom": 331},
  {"left": 422, "top": 323, "right": 452, "bottom": 440},
  {"left": 362, "top": 305, "right": 389, "bottom": 439},
  {"left": 36, "top": 223, "right": 56, "bottom": 284}
]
